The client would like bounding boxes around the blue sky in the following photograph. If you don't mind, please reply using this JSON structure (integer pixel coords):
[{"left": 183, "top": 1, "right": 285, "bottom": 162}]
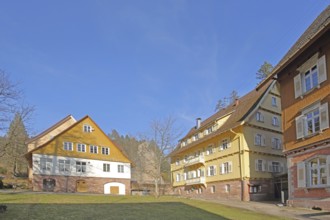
[{"left": 1, "top": 0, "right": 329, "bottom": 137}]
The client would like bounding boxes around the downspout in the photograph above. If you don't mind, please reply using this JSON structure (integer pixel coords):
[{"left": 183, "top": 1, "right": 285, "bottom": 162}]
[{"left": 229, "top": 128, "right": 245, "bottom": 201}]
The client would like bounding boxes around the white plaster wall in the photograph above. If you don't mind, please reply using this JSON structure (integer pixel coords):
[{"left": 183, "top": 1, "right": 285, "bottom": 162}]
[{"left": 32, "top": 154, "right": 131, "bottom": 179}]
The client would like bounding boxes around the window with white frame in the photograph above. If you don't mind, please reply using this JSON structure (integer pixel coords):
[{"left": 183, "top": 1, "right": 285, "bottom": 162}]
[
  {"left": 193, "top": 134, "right": 199, "bottom": 141},
  {"left": 256, "top": 111, "right": 264, "bottom": 122},
  {"left": 83, "top": 124, "right": 92, "bottom": 132},
  {"left": 206, "top": 145, "right": 214, "bottom": 155},
  {"left": 249, "top": 185, "right": 261, "bottom": 193},
  {"left": 90, "top": 145, "right": 98, "bottom": 154},
  {"left": 211, "top": 185, "right": 216, "bottom": 193},
  {"left": 175, "top": 158, "right": 180, "bottom": 165},
  {"left": 219, "top": 138, "right": 230, "bottom": 150},
  {"left": 103, "top": 163, "right": 110, "bottom": 172},
  {"left": 254, "top": 134, "right": 266, "bottom": 146},
  {"left": 101, "top": 147, "right": 110, "bottom": 155},
  {"left": 220, "top": 162, "right": 232, "bottom": 174},
  {"left": 63, "top": 142, "right": 73, "bottom": 151},
  {"left": 271, "top": 161, "right": 281, "bottom": 173},
  {"left": 183, "top": 172, "right": 187, "bottom": 181},
  {"left": 176, "top": 173, "right": 181, "bottom": 182},
  {"left": 76, "top": 161, "right": 86, "bottom": 173},
  {"left": 40, "top": 158, "right": 52, "bottom": 172},
  {"left": 184, "top": 155, "right": 188, "bottom": 163},
  {"left": 225, "top": 184, "right": 230, "bottom": 193},
  {"left": 272, "top": 116, "right": 280, "bottom": 127},
  {"left": 205, "top": 127, "right": 213, "bottom": 135},
  {"left": 181, "top": 140, "right": 187, "bottom": 147},
  {"left": 294, "top": 54, "right": 327, "bottom": 98},
  {"left": 58, "top": 159, "right": 70, "bottom": 172},
  {"left": 208, "top": 165, "right": 216, "bottom": 176},
  {"left": 297, "top": 156, "right": 330, "bottom": 188},
  {"left": 255, "top": 159, "right": 266, "bottom": 172},
  {"left": 271, "top": 137, "right": 282, "bottom": 150},
  {"left": 77, "top": 143, "right": 86, "bottom": 152},
  {"left": 118, "top": 164, "right": 124, "bottom": 173},
  {"left": 295, "top": 102, "right": 329, "bottom": 139},
  {"left": 271, "top": 96, "right": 277, "bottom": 107},
  {"left": 309, "top": 157, "right": 327, "bottom": 186}
]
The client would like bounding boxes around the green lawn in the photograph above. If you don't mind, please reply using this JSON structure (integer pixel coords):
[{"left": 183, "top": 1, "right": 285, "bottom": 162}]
[{"left": 0, "top": 193, "right": 291, "bottom": 220}]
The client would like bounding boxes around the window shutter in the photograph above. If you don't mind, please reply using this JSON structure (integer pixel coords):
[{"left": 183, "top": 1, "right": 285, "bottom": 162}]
[
  {"left": 318, "top": 55, "right": 327, "bottom": 84},
  {"left": 255, "top": 160, "right": 258, "bottom": 171},
  {"left": 214, "top": 166, "right": 217, "bottom": 175},
  {"left": 263, "top": 160, "right": 267, "bottom": 172},
  {"left": 295, "top": 115, "right": 305, "bottom": 139},
  {"left": 261, "top": 135, "right": 266, "bottom": 147},
  {"left": 294, "top": 74, "right": 302, "bottom": 99},
  {"left": 268, "top": 161, "right": 273, "bottom": 172},
  {"left": 327, "top": 155, "right": 330, "bottom": 186},
  {"left": 221, "top": 164, "right": 224, "bottom": 175},
  {"left": 271, "top": 138, "right": 275, "bottom": 149},
  {"left": 229, "top": 161, "right": 232, "bottom": 173},
  {"left": 280, "top": 163, "right": 284, "bottom": 173},
  {"left": 297, "top": 162, "right": 306, "bottom": 188},
  {"left": 254, "top": 134, "right": 258, "bottom": 145},
  {"left": 320, "top": 102, "right": 329, "bottom": 131},
  {"left": 228, "top": 139, "right": 231, "bottom": 148}
]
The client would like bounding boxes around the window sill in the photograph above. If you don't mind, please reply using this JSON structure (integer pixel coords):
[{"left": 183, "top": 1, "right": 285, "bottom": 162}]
[
  {"left": 299, "top": 131, "right": 320, "bottom": 140},
  {"left": 299, "top": 84, "right": 320, "bottom": 99}
]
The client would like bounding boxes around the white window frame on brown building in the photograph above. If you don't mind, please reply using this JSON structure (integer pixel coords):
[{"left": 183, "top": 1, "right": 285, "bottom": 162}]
[
  {"left": 294, "top": 54, "right": 327, "bottom": 98},
  {"left": 297, "top": 155, "right": 330, "bottom": 188},
  {"left": 295, "top": 102, "right": 329, "bottom": 139}
]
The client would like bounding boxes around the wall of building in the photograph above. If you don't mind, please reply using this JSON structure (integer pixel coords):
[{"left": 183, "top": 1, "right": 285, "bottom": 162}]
[
  {"left": 278, "top": 30, "right": 330, "bottom": 152},
  {"left": 32, "top": 154, "right": 131, "bottom": 179},
  {"left": 32, "top": 174, "right": 131, "bottom": 195}
]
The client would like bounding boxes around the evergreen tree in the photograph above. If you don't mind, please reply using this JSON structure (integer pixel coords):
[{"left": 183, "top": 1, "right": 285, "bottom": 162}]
[
  {"left": 5, "top": 113, "right": 28, "bottom": 176},
  {"left": 256, "top": 61, "right": 274, "bottom": 81}
]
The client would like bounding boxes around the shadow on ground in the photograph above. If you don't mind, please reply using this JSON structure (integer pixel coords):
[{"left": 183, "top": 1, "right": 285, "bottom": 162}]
[{"left": 0, "top": 203, "right": 228, "bottom": 220}]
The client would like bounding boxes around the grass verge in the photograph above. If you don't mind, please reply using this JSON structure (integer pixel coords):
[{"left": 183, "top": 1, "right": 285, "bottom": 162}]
[{"left": 0, "top": 193, "right": 291, "bottom": 220}]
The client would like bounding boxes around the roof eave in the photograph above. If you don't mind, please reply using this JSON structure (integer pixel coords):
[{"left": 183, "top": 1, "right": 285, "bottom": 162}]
[{"left": 257, "top": 20, "right": 330, "bottom": 90}]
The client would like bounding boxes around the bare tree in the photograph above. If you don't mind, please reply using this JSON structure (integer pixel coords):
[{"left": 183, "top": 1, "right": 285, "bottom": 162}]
[
  {"left": 214, "top": 99, "right": 226, "bottom": 112},
  {"left": 0, "top": 70, "right": 34, "bottom": 177},
  {"left": 140, "top": 116, "right": 181, "bottom": 198},
  {"left": 229, "top": 90, "right": 239, "bottom": 104}
]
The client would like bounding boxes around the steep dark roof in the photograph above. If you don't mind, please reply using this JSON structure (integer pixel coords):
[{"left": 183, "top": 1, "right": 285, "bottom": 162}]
[
  {"left": 258, "top": 5, "right": 330, "bottom": 88},
  {"left": 170, "top": 80, "right": 274, "bottom": 156}
]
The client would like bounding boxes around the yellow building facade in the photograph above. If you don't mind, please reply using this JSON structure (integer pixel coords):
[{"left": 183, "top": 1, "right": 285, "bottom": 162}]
[
  {"left": 170, "top": 81, "right": 287, "bottom": 201},
  {"left": 25, "top": 115, "right": 132, "bottom": 195}
]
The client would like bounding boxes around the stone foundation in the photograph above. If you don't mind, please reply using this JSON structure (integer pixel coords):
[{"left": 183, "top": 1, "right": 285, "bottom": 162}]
[
  {"left": 173, "top": 179, "right": 275, "bottom": 201},
  {"left": 33, "top": 174, "right": 131, "bottom": 195}
]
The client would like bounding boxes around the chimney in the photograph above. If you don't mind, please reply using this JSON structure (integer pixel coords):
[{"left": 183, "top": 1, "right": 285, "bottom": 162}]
[
  {"left": 196, "top": 118, "right": 201, "bottom": 129},
  {"left": 234, "top": 98, "right": 239, "bottom": 106}
]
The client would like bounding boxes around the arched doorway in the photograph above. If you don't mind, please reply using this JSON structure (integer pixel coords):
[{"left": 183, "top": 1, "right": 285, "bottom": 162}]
[
  {"left": 104, "top": 182, "right": 125, "bottom": 195},
  {"left": 76, "top": 180, "right": 88, "bottom": 192}
]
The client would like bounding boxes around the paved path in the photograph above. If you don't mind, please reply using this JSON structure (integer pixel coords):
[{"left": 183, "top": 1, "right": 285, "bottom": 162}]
[{"left": 199, "top": 198, "right": 330, "bottom": 220}]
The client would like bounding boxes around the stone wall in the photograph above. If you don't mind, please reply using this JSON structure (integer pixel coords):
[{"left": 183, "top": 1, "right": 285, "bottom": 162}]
[{"left": 33, "top": 174, "right": 131, "bottom": 195}]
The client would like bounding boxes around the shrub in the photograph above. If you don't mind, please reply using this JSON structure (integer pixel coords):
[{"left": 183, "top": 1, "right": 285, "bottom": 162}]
[{"left": 0, "top": 167, "right": 7, "bottom": 175}]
